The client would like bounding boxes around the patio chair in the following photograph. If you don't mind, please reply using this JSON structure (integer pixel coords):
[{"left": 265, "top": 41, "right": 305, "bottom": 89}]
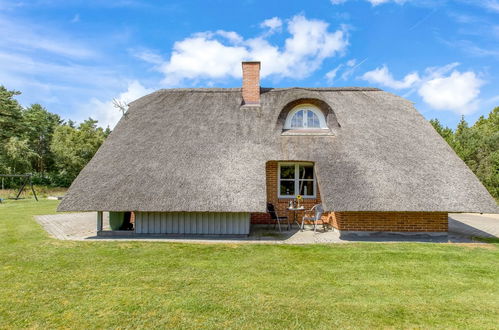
[
  {"left": 267, "top": 203, "right": 289, "bottom": 232},
  {"left": 301, "top": 204, "right": 326, "bottom": 233}
]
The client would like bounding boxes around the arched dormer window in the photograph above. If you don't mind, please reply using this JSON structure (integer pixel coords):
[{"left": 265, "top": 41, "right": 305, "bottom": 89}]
[{"left": 284, "top": 104, "right": 327, "bottom": 130}]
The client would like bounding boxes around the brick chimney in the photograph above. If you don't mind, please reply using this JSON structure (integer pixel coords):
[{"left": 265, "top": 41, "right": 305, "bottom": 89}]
[{"left": 241, "top": 61, "right": 261, "bottom": 105}]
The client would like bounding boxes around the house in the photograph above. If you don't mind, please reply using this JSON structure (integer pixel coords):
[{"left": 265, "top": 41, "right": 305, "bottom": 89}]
[{"left": 58, "top": 61, "right": 498, "bottom": 237}]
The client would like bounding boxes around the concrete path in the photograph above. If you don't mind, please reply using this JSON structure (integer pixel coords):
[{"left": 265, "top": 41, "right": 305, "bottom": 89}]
[
  {"left": 448, "top": 213, "right": 499, "bottom": 238},
  {"left": 34, "top": 212, "right": 498, "bottom": 244}
]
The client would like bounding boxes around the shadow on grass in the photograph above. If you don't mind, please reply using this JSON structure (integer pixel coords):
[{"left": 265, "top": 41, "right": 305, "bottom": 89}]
[{"left": 472, "top": 237, "right": 499, "bottom": 244}]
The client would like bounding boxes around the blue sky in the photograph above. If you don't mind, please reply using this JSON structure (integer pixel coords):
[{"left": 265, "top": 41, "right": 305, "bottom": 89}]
[{"left": 1, "top": 0, "right": 498, "bottom": 129}]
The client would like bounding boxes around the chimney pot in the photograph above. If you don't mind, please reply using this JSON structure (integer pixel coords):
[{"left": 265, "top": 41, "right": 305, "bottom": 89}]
[{"left": 241, "top": 61, "right": 260, "bottom": 105}]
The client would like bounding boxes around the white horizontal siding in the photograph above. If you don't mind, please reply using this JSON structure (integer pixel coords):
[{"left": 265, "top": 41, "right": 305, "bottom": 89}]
[{"left": 135, "top": 212, "right": 250, "bottom": 235}]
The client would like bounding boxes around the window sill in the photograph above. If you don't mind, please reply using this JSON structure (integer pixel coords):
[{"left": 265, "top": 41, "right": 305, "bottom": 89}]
[
  {"left": 278, "top": 197, "right": 317, "bottom": 200},
  {"left": 281, "top": 129, "right": 333, "bottom": 136}
]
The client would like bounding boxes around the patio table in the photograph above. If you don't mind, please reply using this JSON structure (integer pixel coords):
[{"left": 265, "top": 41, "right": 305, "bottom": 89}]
[{"left": 287, "top": 206, "right": 305, "bottom": 229}]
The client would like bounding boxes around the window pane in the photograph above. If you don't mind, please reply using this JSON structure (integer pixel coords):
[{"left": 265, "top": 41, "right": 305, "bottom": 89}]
[
  {"left": 280, "top": 165, "right": 295, "bottom": 179},
  {"left": 299, "top": 165, "right": 314, "bottom": 179},
  {"left": 306, "top": 110, "right": 320, "bottom": 128},
  {"left": 280, "top": 181, "right": 295, "bottom": 196},
  {"left": 299, "top": 181, "right": 314, "bottom": 196},
  {"left": 290, "top": 110, "right": 304, "bottom": 128}
]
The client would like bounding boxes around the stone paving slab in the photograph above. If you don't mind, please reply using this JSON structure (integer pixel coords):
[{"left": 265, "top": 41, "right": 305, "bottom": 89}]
[
  {"left": 33, "top": 212, "right": 499, "bottom": 244},
  {"left": 36, "top": 212, "right": 109, "bottom": 240},
  {"left": 448, "top": 213, "right": 499, "bottom": 238}
]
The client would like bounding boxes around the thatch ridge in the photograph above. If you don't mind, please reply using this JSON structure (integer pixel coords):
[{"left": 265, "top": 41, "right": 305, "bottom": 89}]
[{"left": 144, "top": 87, "right": 381, "bottom": 93}]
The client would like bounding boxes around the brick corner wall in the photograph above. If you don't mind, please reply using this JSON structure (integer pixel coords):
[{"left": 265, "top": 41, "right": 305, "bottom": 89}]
[{"left": 328, "top": 212, "right": 448, "bottom": 232}]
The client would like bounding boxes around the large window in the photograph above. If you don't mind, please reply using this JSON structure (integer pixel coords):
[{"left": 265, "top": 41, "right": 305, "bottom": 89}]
[
  {"left": 284, "top": 104, "right": 327, "bottom": 130},
  {"left": 278, "top": 163, "right": 316, "bottom": 198}
]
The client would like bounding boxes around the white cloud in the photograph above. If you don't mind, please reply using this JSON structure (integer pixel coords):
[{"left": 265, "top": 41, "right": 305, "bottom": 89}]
[
  {"left": 361, "top": 63, "right": 484, "bottom": 114},
  {"left": 87, "top": 81, "right": 152, "bottom": 128},
  {"left": 367, "top": 0, "right": 389, "bottom": 4},
  {"left": 423, "top": 62, "right": 460, "bottom": 79},
  {"left": 133, "top": 49, "right": 165, "bottom": 65},
  {"left": 369, "top": 0, "right": 407, "bottom": 5},
  {"left": 330, "top": 0, "right": 347, "bottom": 4},
  {"left": 346, "top": 59, "right": 356, "bottom": 67},
  {"left": 418, "top": 70, "right": 484, "bottom": 115},
  {"left": 480, "top": 0, "right": 499, "bottom": 12},
  {"left": 260, "top": 17, "right": 282, "bottom": 34},
  {"left": 361, "top": 65, "right": 420, "bottom": 89},
  {"left": 341, "top": 57, "right": 367, "bottom": 80},
  {"left": 326, "top": 58, "right": 367, "bottom": 83},
  {"left": 160, "top": 34, "right": 247, "bottom": 84},
  {"left": 0, "top": 13, "right": 153, "bottom": 130},
  {"left": 0, "top": 48, "right": 127, "bottom": 118},
  {"left": 333, "top": 0, "right": 499, "bottom": 10},
  {"left": 213, "top": 30, "right": 244, "bottom": 44},
  {"left": 331, "top": 0, "right": 407, "bottom": 6},
  {"left": 0, "top": 15, "right": 128, "bottom": 118},
  {"left": 142, "top": 15, "right": 348, "bottom": 86},
  {"left": 443, "top": 39, "right": 499, "bottom": 57},
  {"left": 0, "top": 15, "right": 96, "bottom": 59},
  {"left": 0, "top": 51, "right": 117, "bottom": 85},
  {"left": 325, "top": 65, "right": 342, "bottom": 83}
]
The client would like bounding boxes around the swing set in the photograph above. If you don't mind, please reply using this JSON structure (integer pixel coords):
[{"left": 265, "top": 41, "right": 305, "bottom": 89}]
[{"left": 0, "top": 174, "right": 38, "bottom": 201}]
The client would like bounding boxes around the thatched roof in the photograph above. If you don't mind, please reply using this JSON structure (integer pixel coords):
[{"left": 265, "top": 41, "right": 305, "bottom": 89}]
[{"left": 58, "top": 87, "right": 498, "bottom": 213}]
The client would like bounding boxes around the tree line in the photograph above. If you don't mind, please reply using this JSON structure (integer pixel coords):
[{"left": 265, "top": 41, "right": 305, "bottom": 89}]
[
  {"left": 0, "top": 85, "right": 497, "bottom": 200},
  {"left": 430, "top": 107, "right": 498, "bottom": 200},
  {"left": 0, "top": 86, "right": 110, "bottom": 187}
]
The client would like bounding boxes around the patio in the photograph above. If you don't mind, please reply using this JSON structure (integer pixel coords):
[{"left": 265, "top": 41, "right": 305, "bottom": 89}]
[{"left": 35, "top": 212, "right": 499, "bottom": 244}]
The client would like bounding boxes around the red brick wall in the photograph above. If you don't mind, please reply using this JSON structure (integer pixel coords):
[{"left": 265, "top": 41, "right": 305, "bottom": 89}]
[
  {"left": 328, "top": 212, "right": 448, "bottom": 232},
  {"left": 251, "top": 161, "right": 448, "bottom": 232}
]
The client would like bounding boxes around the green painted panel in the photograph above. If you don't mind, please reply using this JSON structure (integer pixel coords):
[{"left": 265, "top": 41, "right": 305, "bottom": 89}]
[
  {"left": 134, "top": 212, "right": 250, "bottom": 234},
  {"left": 109, "top": 212, "right": 124, "bottom": 230}
]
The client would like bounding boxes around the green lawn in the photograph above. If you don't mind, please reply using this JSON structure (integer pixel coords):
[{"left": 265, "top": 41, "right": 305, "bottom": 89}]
[{"left": 1, "top": 200, "right": 498, "bottom": 329}]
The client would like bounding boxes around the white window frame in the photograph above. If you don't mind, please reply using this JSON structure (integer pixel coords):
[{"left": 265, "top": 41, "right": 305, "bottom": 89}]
[
  {"left": 284, "top": 104, "right": 328, "bottom": 130},
  {"left": 278, "top": 162, "right": 316, "bottom": 199}
]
